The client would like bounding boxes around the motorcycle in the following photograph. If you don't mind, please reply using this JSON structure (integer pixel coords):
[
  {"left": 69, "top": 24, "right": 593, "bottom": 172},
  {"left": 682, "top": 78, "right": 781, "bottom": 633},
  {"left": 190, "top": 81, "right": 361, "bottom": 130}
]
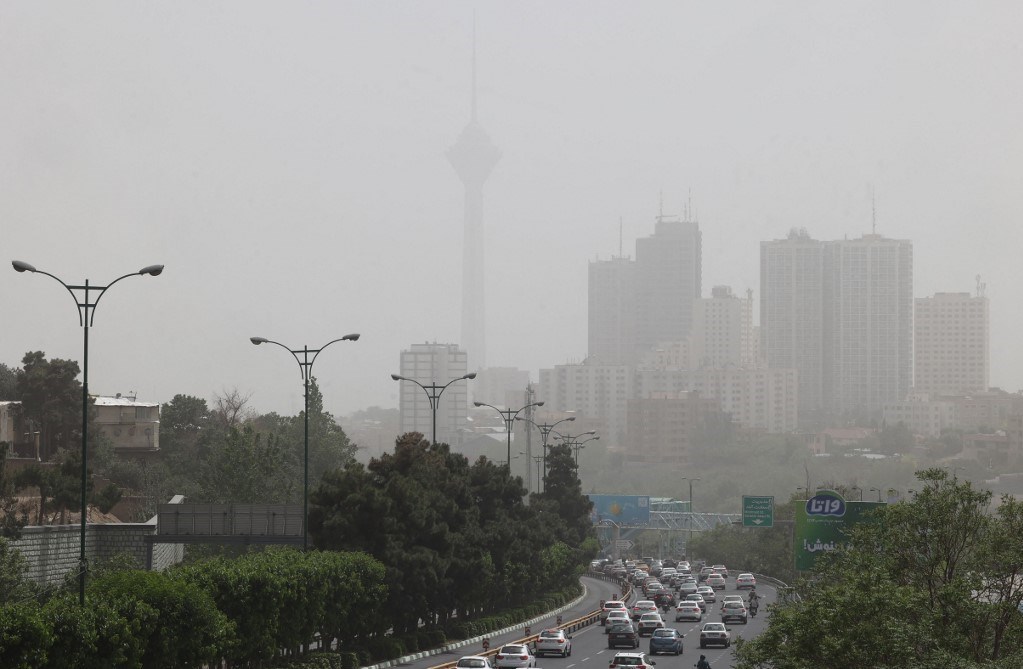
[{"left": 749, "top": 601, "right": 759, "bottom": 617}]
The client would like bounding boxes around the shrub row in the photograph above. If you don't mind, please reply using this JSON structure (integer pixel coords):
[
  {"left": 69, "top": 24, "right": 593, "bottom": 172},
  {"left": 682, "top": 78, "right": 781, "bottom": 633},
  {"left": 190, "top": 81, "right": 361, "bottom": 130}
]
[{"left": 0, "top": 548, "right": 387, "bottom": 669}]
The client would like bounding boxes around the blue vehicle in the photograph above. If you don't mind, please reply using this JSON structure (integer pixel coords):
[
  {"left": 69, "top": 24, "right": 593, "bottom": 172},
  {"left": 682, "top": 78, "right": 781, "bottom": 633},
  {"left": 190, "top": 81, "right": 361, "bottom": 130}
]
[{"left": 648, "top": 628, "right": 684, "bottom": 656}]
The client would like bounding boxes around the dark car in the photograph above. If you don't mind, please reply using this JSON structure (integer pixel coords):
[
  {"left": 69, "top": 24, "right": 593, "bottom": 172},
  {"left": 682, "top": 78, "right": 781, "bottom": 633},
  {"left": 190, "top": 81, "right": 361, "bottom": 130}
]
[
  {"left": 607, "top": 623, "right": 640, "bottom": 649},
  {"left": 648, "top": 628, "right": 684, "bottom": 656}
]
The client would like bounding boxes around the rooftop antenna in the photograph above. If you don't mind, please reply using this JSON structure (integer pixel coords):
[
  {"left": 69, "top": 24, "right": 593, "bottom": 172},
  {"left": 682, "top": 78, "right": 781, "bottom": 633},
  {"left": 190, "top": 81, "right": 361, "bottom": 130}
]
[
  {"left": 471, "top": 11, "right": 478, "bottom": 123},
  {"left": 619, "top": 216, "right": 623, "bottom": 258},
  {"left": 658, "top": 189, "right": 664, "bottom": 222},
  {"left": 871, "top": 186, "right": 877, "bottom": 235},
  {"left": 688, "top": 188, "right": 693, "bottom": 221}
]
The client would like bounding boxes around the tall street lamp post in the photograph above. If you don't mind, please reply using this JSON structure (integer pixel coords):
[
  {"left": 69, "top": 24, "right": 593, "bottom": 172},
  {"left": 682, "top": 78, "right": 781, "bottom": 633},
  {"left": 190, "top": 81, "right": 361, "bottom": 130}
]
[
  {"left": 516, "top": 415, "right": 576, "bottom": 492},
  {"left": 473, "top": 400, "right": 544, "bottom": 468},
  {"left": 391, "top": 373, "right": 476, "bottom": 445},
  {"left": 13, "top": 260, "right": 164, "bottom": 605},
  {"left": 869, "top": 487, "right": 883, "bottom": 502},
  {"left": 250, "top": 334, "right": 360, "bottom": 551},
  {"left": 555, "top": 431, "right": 598, "bottom": 466},
  {"left": 531, "top": 455, "right": 544, "bottom": 493},
  {"left": 680, "top": 476, "right": 700, "bottom": 550}
]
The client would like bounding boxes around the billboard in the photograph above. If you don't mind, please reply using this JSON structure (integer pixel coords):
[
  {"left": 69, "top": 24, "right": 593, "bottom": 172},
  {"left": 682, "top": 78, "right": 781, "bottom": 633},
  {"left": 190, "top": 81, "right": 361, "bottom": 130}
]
[
  {"left": 588, "top": 494, "right": 651, "bottom": 526},
  {"left": 794, "top": 490, "right": 885, "bottom": 571}
]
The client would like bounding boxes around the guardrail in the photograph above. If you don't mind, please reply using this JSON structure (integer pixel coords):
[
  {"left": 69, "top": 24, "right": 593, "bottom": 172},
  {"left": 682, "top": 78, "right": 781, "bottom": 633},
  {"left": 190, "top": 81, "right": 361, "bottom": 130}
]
[{"left": 423, "top": 573, "right": 631, "bottom": 669}]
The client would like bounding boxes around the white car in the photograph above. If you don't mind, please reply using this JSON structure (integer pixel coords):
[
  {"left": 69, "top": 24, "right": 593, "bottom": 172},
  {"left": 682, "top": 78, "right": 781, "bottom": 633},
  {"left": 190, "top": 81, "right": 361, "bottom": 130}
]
[
  {"left": 720, "top": 595, "right": 744, "bottom": 610},
  {"left": 720, "top": 600, "right": 748, "bottom": 625},
  {"left": 457, "top": 657, "right": 495, "bottom": 669},
  {"left": 605, "top": 610, "right": 631, "bottom": 632},
  {"left": 495, "top": 645, "right": 535, "bottom": 669},
  {"left": 631, "top": 600, "right": 658, "bottom": 620},
  {"left": 674, "top": 601, "right": 703, "bottom": 622},
  {"left": 705, "top": 573, "right": 727, "bottom": 590},
  {"left": 601, "top": 600, "right": 629, "bottom": 625},
  {"left": 684, "top": 593, "right": 707, "bottom": 612},
  {"left": 636, "top": 612, "right": 665, "bottom": 636},
  {"left": 712, "top": 564, "right": 729, "bottom": 578},
  {"left": 696, "top": 585, "right": 716, "bottom": 603},
  {"left": 535, "top": 629, "right": 572, "bottom": 657},
  {"left": 736, "top": 573, "right": 757, "bottom": 590},
  {"left": 699, "top": 622, "right": 731, "bottom": 649}
]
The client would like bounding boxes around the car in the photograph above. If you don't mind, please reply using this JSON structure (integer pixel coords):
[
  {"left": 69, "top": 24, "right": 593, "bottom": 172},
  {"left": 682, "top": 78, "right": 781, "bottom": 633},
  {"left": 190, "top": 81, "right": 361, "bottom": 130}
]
[
  {"left": 644, "top": 581, "right": 665, "bottom": 597},
  {"left": 636, "top": 612, "right": 665, "bottom": 636},
  {"left": 601, "top": 600, "right": 629, "bottom": 625},
  {"left": 607, "top": 623, "right": 641, "bottom": 649},
  {"left": 698, "top": 566, "right": 717, "bottom": 582},
  {"left": 699, "top": 622, "right": 731, "bottom": 649},
  {"left": 735, "top": 573, "right": 757, "bottom": 590},
  {"left": 678, "top": 580, "right": 699, "bottom": 596},
  {"left": 720, "top": 595, "right": 744, "bottom": 611},
  {"left": 712, "top": 564, "right": 729, "bottom": 578},
  {"left": 495, "top": 645, "right": 535, "bottom": 669},
  {"left": 674, "top": 601, "right": 702, "bottom": 622},
  {"left": 696, "top": 585, "right": 716, "bottom": 603},
  {"left": 608, "top": 651, "right": 657, "bottom": 669},
  {"left": 535, "top": 629, "right": 572, "bottom": 657},
  {"left": 631, "top": 600, "right": 658, "bottom": 620},
  {"left": 705, "top": 574, "right": 726, "bottom": 590},
  {"left": 605, "top": 610, "right": 631, "bottom": 632},
  {"left": 684, "top": 593, "right": 707, "bottom": 612},
  {"left": 648, "top": 628, "right": 684, "bottom": 656},
  {"left": 720, "top": 600, "right": 748, "bottom": 624},
  {"left": 457, "top": 657, "right": 495, "bottom": 669}
]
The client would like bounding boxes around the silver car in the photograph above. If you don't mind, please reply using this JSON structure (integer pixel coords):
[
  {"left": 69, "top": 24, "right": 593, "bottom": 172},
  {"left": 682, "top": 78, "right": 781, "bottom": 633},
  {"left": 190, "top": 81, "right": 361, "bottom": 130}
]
[{"left": 534, "top": 629, "right": 572, "bottom": 657}]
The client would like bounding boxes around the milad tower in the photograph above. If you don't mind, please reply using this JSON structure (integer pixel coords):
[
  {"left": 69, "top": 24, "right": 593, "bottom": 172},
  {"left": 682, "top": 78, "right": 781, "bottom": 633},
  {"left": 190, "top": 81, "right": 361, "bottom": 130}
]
[{"left": 447, "top": 36, "right": 500, "bottom": 374}]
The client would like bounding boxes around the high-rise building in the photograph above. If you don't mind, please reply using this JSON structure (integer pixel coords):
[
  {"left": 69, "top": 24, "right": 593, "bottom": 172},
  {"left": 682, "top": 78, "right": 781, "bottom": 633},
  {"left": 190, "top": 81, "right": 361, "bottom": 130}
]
[
  {"left": 914, "top": 290, "right": 989, "bottom": 396},
  {"left": 634, "top": 216, "right": 702, "bottom": 357},
  {"left": 761, "top": 229, "right": 825, "bottom": 412},
  {"left": 447, "top": 38, "right": 500, "bottom": 373},
  {"left": 823, "top": 234, "right": 913, "bottom": 417},
  {"left": 538, "top": 360, "right": 632, "bottom": 445},
  {"left": 588, "top": 256, "right": 636, "bottom": 365},
  {"left": 692, "top": 285, "right": 757, "bottom": 369},
  {"left": 397, "top": 343, "right": 471, "bottom": 445}
]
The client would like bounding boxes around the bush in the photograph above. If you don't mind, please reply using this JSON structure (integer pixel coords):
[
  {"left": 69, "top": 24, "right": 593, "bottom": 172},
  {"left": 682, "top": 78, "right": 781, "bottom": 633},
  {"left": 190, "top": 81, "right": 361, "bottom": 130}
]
[{"left": 0, "top": 603, "right": 53, "bottom": 668}]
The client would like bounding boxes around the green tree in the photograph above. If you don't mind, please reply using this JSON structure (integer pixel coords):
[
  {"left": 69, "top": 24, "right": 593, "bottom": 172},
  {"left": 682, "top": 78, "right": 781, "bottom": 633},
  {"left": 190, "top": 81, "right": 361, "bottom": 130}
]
[
  {"left": 197, "top": 426, "right": 296, "bottom": 504},
  {"left": 0, "top": 363, "right": 16, "bottom": 401},
  {"left": 736, "top": 469, "right": 1023, "bottom": 668},
  {"left": 15, "top": 352, "right": 85, "bottom": 461}
]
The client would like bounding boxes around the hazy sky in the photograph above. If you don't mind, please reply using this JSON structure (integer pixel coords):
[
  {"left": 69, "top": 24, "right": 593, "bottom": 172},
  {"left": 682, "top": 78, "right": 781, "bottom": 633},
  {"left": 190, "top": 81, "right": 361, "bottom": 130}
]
[{"left": 3, "top": 2, "right": 1021, "bottom": 419}]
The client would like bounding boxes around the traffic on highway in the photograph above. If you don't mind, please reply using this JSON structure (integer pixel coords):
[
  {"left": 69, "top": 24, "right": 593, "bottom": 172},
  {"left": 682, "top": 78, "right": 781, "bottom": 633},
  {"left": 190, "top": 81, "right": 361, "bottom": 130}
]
[{"left": 408, "top": 560, "right": 777, "bottom": 669}]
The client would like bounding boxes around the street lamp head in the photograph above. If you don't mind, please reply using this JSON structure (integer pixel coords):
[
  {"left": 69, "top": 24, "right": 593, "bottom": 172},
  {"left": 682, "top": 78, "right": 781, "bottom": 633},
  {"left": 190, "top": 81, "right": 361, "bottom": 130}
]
[
  {"left": 342, "top": 333, "right": 361, "bottom": 341},
  {"left": 473, "top": 401, "right": 484, "bottom": 407},
  {"left": 139, "top": 264, "right": 164, "bottom": 276},
  {"left": 584, "top": 430, "right": 597, "bottom": 436},
  {"left": 250, "top": 337, "right": 269, "bottom": 345},
  {"left": 464, "top": 372, "right": 477, "bottom": 380},
  {"left": 12, "top": 260, "right": 37, "bottom": 273},
  {"left": 390, "top": 374, "right": 404, "bottom": 381},
  {"left": 536, "top": 401, "right": 545, "bottom": 407},
  {"left": 566, "top": 416, "right": 576, "bottom": 422}
]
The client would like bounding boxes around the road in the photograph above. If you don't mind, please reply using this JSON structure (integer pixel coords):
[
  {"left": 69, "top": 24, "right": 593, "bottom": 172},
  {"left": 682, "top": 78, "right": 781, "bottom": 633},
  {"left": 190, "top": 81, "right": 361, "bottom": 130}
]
[{"left": 398, "top": 573, "right": 775, "bottom": 669}]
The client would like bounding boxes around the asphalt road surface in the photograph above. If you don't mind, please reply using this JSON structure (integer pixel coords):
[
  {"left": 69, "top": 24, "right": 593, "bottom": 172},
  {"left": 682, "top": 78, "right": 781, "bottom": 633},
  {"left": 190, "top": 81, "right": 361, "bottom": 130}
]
[{"left": 399, "top": 574, "right": 776, "bottom": 669}]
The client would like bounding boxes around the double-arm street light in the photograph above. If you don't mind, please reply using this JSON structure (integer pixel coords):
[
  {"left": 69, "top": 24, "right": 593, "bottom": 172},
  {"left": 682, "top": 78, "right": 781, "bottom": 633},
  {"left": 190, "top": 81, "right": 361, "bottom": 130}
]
[
  {"left": 680, "top": 476, "right": 700, "bottom": 549},
  {"left": 391, "top": 373, "right": 477, "bottom": 445},
  {"left": 13, "top": 260, "right": 164, "bottom": 604},
  {"left": 473, "top": 400, "right": 544, "bottom": 468},
  {"left": 554, "top": 431, "right": 598, "bottom": 466},
  {"left": 250, "top": 334, "right": 360, "bottom": 551},
  {"left": 516, "top": 415, "right": 576, "bottom": 492},
  {"left": 869, "top": 487, "right": 883, "bottom": 502}
]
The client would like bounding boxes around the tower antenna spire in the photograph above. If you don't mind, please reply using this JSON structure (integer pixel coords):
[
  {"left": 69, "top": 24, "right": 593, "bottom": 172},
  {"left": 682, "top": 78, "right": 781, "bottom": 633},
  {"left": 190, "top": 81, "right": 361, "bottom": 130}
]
[
  {"left": 471, "top": 11, "right": 478, "bottom": 122},
  {"left": 871, "top": 186, "right": 877, "bottom": 235},
  {"left": 619, "top": 216, "right": 623, "bottom": 258}
]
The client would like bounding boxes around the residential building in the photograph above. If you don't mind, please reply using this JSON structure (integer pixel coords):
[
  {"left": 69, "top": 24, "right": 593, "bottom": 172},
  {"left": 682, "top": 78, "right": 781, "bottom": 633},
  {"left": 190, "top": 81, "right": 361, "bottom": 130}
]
[
  {"left": 634, "top": 216, "right": 702, "bottom": 359},
  {"left": 689, "top": 366, "right": 799, "bottom": 433},
  {"left": 538, "top": 360, "right": 631, "bottom": 446},
  {"left": 692, "top": 285, "right": 757, "bottom": 369},
  {"left": 397, "top": 343, "right": 471, "bottom": 445},
  {"left": 588, "top": 256, "right": 636, "bottom": 365},
  {"left": 822, "top": 234, "right": 913, "bottom": 417},
  {"left": 914, "top": 290, "right": 989, "bottom": 396},
  {"left": 882, "top": 394, "right": 957, "bottom": 438},
  {"left": 625, "top": 392, "right": 721, "bottom": 466},
  {"left": 761, "top": 229, "right": 825, "bottom": 413},
  {"left": 93, "top": 394, "right": 160, "bottom": 454}
]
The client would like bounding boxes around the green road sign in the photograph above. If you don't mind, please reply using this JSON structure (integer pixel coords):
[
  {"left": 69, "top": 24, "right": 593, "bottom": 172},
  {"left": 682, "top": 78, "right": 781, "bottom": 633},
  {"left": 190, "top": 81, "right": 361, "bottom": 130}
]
[{"left": 742, "top": 495, "right": 774, "bottom": 527}]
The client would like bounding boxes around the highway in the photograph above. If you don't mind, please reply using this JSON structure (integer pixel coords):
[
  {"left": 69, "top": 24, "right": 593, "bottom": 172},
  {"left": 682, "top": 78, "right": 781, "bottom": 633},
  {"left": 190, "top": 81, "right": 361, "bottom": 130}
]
[{"left": 401, "top": 573, "right": 776, "bottom": 669}]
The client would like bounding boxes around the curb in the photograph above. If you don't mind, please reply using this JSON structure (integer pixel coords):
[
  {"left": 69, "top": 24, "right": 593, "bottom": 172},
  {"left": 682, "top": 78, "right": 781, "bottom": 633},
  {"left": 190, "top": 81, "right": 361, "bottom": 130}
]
[{"left": 361, "top": 578, "right": 605, "bottom": 669}]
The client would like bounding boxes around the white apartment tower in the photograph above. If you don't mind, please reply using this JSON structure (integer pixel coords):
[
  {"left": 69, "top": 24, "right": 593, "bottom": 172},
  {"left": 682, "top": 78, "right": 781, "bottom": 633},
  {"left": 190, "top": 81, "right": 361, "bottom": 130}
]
[
  {"left": 760, "top": 229, "right": 825, "bottom": 412},
  {"left": 634, "top": 216, "right": 702, "bottom": 359},
  {"left": 823, "top": 234, "right": 913, "bottom": 417},
  {"left": 397, "top": 343, "right": 471, "bottom": 445},
  {"left": 914, "top": 290, "right": 989, "bottom": 396},
  {"left": 588, "top": 256, "right": 636, "bottom": 365},
  {"left": 692, "top": 285, "right": 757, "bottom": 368}
]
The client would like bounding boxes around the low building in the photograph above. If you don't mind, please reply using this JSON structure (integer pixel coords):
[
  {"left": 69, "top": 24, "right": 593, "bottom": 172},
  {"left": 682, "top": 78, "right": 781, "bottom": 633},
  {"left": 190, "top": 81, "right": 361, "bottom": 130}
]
[{"left": 93, "top": 394, "right": 160, "bottom": 455}]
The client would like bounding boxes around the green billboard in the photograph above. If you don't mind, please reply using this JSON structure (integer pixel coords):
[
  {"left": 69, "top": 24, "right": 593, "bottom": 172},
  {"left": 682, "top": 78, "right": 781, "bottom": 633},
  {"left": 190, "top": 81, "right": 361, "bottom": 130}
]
[{"left": 794, "top": 490, "right": 885, "bottom": 571}]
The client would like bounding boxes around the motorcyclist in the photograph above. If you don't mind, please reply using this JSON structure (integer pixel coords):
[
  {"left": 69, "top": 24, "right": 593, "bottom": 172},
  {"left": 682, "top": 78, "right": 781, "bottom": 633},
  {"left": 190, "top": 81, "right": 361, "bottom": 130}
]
[
  {"left": 747, "top": 588, "right": 760, "bottom": 615},
  {"left": 695, "top": 655, "right": 711, "bottom": 669}
]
